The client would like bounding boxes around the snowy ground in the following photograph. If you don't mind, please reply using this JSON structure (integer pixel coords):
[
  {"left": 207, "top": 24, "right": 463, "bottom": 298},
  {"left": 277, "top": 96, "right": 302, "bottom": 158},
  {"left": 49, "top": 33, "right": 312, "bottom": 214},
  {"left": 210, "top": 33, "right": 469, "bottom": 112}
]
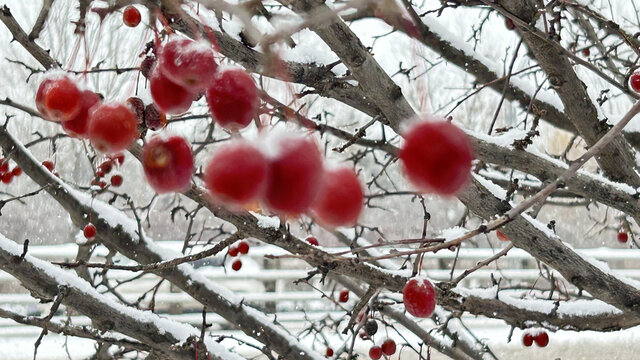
[{"left": 3, "top": 323, "right": 640, "bottom": 359}]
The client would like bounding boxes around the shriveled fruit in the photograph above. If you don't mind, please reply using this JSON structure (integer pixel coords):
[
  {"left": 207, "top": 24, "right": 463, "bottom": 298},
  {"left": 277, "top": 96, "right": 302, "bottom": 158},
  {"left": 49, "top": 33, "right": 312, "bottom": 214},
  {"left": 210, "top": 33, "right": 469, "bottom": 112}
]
[
  {"left": 158, "top": 37, "right": 218, "bottom": 92},
  {"left": 312, "top": 166, "right": 363, "bottom": 227},
  {"left": 399, "top": 120, "right": 473, "bottom": 195},
  {"left": 402, "top": 277, "right": 436, "bottom": 318},
  {"left": 364, "top": 320, "right": 378, "bottom": 336},
  {"left": 206, "top": 68, "right": 258, "bottom": 130},
  {"left": 264, "top": 136, "right": 323, "bottom": 217},
  {"left": 126, "top": 97, "right": 145, "bottom": 124},
  {"left": 149, "top": 66, "right": 193, "bottom": 115},
  {"left": 142, "top": 135, "right": 194, "bottom": 193},
  {"left": 62, "top": 90, "right": 101, "bottom": 138},
  {"left": 144, "top": 103, "right": 167, "bottom": 130},
  {"left": 87, "top": 102, "right": 139, "bottom": 153},
  {"left": 36, "top": 75, "right": 82, "bottom": 122},
  {"left": 204, "top": 140, "right": 268, "bottom": 206}
]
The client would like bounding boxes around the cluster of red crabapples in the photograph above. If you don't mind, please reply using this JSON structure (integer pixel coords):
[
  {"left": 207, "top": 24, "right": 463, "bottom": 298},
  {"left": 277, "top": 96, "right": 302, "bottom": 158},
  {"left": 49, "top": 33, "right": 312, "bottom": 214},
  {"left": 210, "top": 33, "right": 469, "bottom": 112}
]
[
  {"left": 0, "top": 157, "right": 21, "bottom": 185},
  {"left": 522, "top": 330, "right": 549, "bottom": 348},
  {"left": 368, "top": 339, "right": 397, "bottom": 359},
  {"left": 227, "top": 240, "right": 250, "bottom": 272}
]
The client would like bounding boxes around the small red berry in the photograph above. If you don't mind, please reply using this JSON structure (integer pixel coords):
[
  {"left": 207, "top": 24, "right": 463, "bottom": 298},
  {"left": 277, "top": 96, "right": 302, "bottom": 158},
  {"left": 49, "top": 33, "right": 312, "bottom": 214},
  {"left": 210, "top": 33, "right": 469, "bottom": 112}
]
[
  {"left": 237, "top": 240, "right": 250, "bottom": 254},
  {"left": 36, "top": 75, "right": 82, "bottom": 122},
  {"left": 98, "top": 180, "right": 107, "bottom": 189},
  {"left": 505, "top": 18, "right": 515, "bottom": 30},
  {"left": 87, "top": 102, "right": 139, "bottom": 154},
  {"left": 206, "top": 68, "right": 258, "bottom": 130},
  {"left": 11, "top": 167, "right": 21, "bottom": 177},
  {"left": 496, "top": 230, "right": 510, "bottom": 242},
  {"left": 399, "top": 120, "right": 473, "bottom": 196},
  {"left": 359, "top": 330, "right": 368, "bottom": 340},
  {"left": 0, "top": 158, "right": 8, "bottom": 174},
  {"left": 62, "top": 90, "right": 101, "bottom": 138},
  {"left": 325, "top": 347, "right": 334, "bottom": 357},
  {"left": 381, "top": 339, "right": 396, "bottom": 356},
  {"left": 110, "top": 174, "right": 123, "bottom": 187},
  {"left": 99, "top": 160, "right": 113, "bottom": 174},
  {"left": 150, "top": 66, "right": 193, "bottom": 115},
  {"left": 522, "top": 333, "right": 534, "bottom": 347},
  {"left": 83, "top": 223, "right": 97, "bottom": 239},
  {"left": 142, "top": 135, "right": 194, "bottom": 193},
  {"left": 123, "top": 6, "right": 141, "bottom": 27},
  {"left": 264, "top": 135, "right": 324, "bottom": 217},
  {"left": 1, "top": 172, "right": 13, "bottom": 184},
  {"left": 338, "top": 289, "right": 349, "bottom": 303},
  {"left": 204, "top": 140, "right": 268, "bottom": 206},
  {"left": 618, "top": 231, "right": 629, "bottom": 243},
  {"left": 231, "top": 259, "right": 242, "bottom": 271},
  {"left": 306, "top": 236, "right": 319, "bottom": 246},
  {"left": 630, "top": 73, "right": 640, "bottom": 93},
  {"left": 534, "top": 331, "right": 549, "bottom": 347},
  {"left": 403, "top": 277, "right": 436, "bottom": 318},
  {"left": 96, "top": 169, "right": 105, "bottom": 178},
  {"left": 228, "top": 246, "right": 239, "bottom": 257},
  {"left": 368, "top": 346, "right": 382, "bottom": 360},
  {"left": 159, "top": 37, "right": 218, "bottom": 92},
  {"left": 42, "top": 160, "right": 54, "bottom": 172},
  {"left": 312, "top": 167, "right": 363, "bottom": 227},
  {"left": 110, "top": 153, "right": 125, "bottom": 165},
  {"left": 140, "top": 56, "right": 156, "bottom": 79},
  {"left": 583, "top": 48, "right": 591, "bottom": 57}
]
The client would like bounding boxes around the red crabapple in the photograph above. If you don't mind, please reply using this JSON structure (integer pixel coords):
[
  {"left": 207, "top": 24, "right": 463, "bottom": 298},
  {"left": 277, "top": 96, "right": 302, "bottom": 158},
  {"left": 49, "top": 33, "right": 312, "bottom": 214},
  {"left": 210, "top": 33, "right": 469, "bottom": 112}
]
[
  {"left": 62, "top": 90, "right": 101, "bottom": 138},
  {"left": 110, "top": 153, "right": 125, "bottom": 165},
  {"left": 264, "top": 136, "right": 323, "bottom": 217},
  {"left": 522, "top": 333, "right": 534, "bottom": 347},
  {"left": 98, "top": 180, "right": 107, "bottom": 189},
  {"left": 0, "top": 158, "right": 8, "bottom": 173},
  {"left": 123, "top": 6, "right": 141, "bottom": 27},
  {"left": 399, "top": 120, "right": 473, "bottom": 196},
  {"left": 505, "top": 18, "right": 515, "bottom": 30},
  {"left": 228, "top": 246, "right": 239, "bottom": 257},
  {"left": 1, "top": 172, "right": 13, "bottom": 184},
  {"left": 84, "top": 223, "right": 97, "bottom": 239},
  {"left": 368, "top": 346, "right": 382, "bottom": 360},
  {"left": 149, "top": 66, "right": 193, "bottom": 115},
  {"left": 36, "top": 75, "right": 82, "bottom": 122},
  {"left": 306, "top": 236, "right": 319, "bottom": 246},
  {"left": 381, "top": 339, "right": 396, "bottom": 356},
  {"left": 87, "top": 102, "right": 139, "bottom": 153},
  {"left": 206, "top": 68, "right": 258, "bottom": 130},
  {"left": 325, "top": 348, "right": 333, "bottom": 357},
  {"left": 402, "top": 277, "right": 436, "bottom": 318},
  {"left": 11, "top": 167, "right": 21, "bottom": 177},
  {"left": 231, "top": 259, "right": 242, "bottom": 271},
  {"left": 312, "top": 167, "right": 363, "bottom": 227},
  {"left": 338, "top": 289, "right": 349, "bottom": 303},
  {"left": 204, "top": 140, "right": 268, "bottom": 206},
  {"left": 142, "top": 135, "right": 194, "bottom": 193},
  {"left": 237, "top": 241, "right": 250, "bottom": 255},
  {"left": 144, "top": 103, "right": 167, "bottom": 130},
  {"left": 583, "top": 48, "right": 591, "bottom": 57},
  {"left": 158, "top": 37, "right": 218, "bottom": 92},
  {"left": 99, "top": 160, "right": 113, "bottom": 174},
  {"left": 534, "top": 331, "right": 549, "bottom": 347},
  {"left": 618, "top": 231, "right": 629, "bottom": 243},
  {"left": 110, "top": 174, "right": 123, "bottom": 187},
  {"left": 630, "top": 73, "right": 640, "bottom": 93},
  {"left": 496, "top": 230, "right": 510, "bottom": 242},
  {"left": 42, "top": 160, "right": 54, "bottom": 172}
]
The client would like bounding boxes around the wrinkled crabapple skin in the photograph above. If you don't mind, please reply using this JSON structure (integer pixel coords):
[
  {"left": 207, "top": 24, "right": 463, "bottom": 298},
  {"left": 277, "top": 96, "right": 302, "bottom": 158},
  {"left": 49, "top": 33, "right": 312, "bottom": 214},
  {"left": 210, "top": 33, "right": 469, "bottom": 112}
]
[
  {"left": 36, "top": 75, "right": 82, "bottom": 122},
  {"left": 142, "top": 135, "right": 194, "bottom": 194},
  {"left": 204, "top": 140, "right": 268, "bottom": 206},
  {"left": 159, "top": 37, "right": 218, "bottom": 92},
  {"left": 144, "top": 103, "right": 167, "bottom": 130},
  {"left": 206, "top": 68, "right": 259, "bottom": 130},
  {"left": 402, "top": 277, "right": 436, "bottom": 318},
  {"left": 149, "top": 66, "right": 193, "bottom": 115},
  {"left": 126, "top": 97, "right": 145, "bottom": 124},
  {"left": 399, "top": 120, "right": 473, "bottom": 196},
  {"left": 264, "top": 136, "right": 324, "bottom": 217},
  {"left": 62, "top": 90, "right": 101, "bottom": 138},
  {"left": 312, "top": 167, "right": 363, "bottom": 227},
  {"left": 87, "top": 102, "right": 139, "bottom": 154}
]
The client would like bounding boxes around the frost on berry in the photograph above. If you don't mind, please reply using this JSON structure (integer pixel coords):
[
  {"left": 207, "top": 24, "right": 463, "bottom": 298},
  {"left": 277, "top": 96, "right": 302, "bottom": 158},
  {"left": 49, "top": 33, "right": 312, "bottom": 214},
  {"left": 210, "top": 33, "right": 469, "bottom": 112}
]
[
  {"left": 87, "top": 102, "right": 139, "bottom": 153},
  {"left": 158, "top": 37, "right": 218, "bottom": 92},
  {"left": 312, "top": 166, "right": 363, "bottom": 227},
  {"left": 206, "top": 68, "right": 259, "bottom": 130},
  {"left": 149, "top": 66, "right": 193, "bottom": 115},
  {"left": 142, "top": 135, "right": 194, "bottom": 194},
  {"left": 402, "top": 277, "right": 436, "bottom": 318},
  {"left": 62, "top": 90, "right": 101, "bottom": 138},
  {"left": 36, "top": 74, "right": 83, "bottom": 122}
]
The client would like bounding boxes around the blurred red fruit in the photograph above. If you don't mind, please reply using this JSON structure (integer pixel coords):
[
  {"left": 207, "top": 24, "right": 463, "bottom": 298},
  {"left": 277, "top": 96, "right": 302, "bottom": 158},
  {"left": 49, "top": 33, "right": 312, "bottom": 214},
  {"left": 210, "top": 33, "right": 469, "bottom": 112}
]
[
  {"left": 338, "top": 289, "right": 349, "bottom": 303},
  {"left": 87, "top": 102, "right": 139, "bottom": 153},
  {"left": 325, "top": 347, "right": 333, "bottom": 357},
  {"left": 381, "top": 339, "right": 396, "bottom": 356},
  {"left": 237, "top": 240, "right": 250, "bottom": 254},
  {"left": 399, "top": 120, "right": 473, "bottom": 195},
  {"left": 144, "top": 103, "right": 167, "bottom": 130},
  {"left": 83, "top": 223, "right": 97, "bottom": 239},
  {"left": 496, "top": 230, "right": 510, "bottom": 242},
  {"left": 534, "top": 331, "right": 549, "bottom": 347},
  {"left": 368, "top": 346, "right": 382, "bottom": 360},
  {"left": 11, "top": 167, "right": 21, "bottom": 177},
  {"left": 204, "top": 140, "right": 268, "bottom": 206},
  {"left": 206, "top": 68, "right": 258, "bottom": 130},
  {"left": 150, "top": 66, "right": 193, "bottom": 115},
  {"left": 123, "top": 6, "right": 141, "bottom": 27},
  {"left": 631, "top": 73, "right": 640, "bottom": 93},
  {"left": 110, "top": 174, "right": 123, "bottom": 187},
  {"left": 403, "top": 277, "right": 436, "bottom": 318},
  {"left": 228, "top": 246, "right": 239, "bottom": 257},
  {"left": 618, "top": 231, "right": 629, "bottom": 243},
  {"left": 0, "top": 158, "right": 9, "bottom": 173},
  {"left": 306, "top": 236, "right": 319, "bottom": 246},
  {"left": 231, "top": 259, "right": 242, "bottom": 271},
  {"left": 523, "top": 333, "right": 534, "bottom": 347},
  {"left": 159, "top": 37, "right": 218, "bottom": 92},
  {"left": 264, "top": 136, "right": 323, "bottom": 217},
  {"left": 42, "top": 160, "right": 54, "bottom": 172},
  {"left": 312, "top": 167, "right": 363, "bottom": 227},
  {"left": 62, "top": 90, "right": 101, "bottom": 138},
  {"left": 142, "top": 135, "right": 194, "bottom": 193},
  {"left": 1, "top": 172, "right": 13, "bottom": 184},
  {"left": 36, "top": 75, "right": 82, "bottom": 122}
]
